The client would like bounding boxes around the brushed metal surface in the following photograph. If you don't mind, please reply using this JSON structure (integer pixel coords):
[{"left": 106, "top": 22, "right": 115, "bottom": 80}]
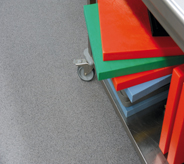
[{"left": 101, "top": 79, "right": 169, "bottom": 164}]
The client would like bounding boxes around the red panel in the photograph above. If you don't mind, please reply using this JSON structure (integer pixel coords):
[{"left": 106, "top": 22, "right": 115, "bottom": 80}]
[
  {"left": 98, "top": 0, "right": 183, "bottom": 61},
  {"left": 159, "top": 64, "right": 184, "bottom": 154},
  {"left": 167, "top": 83, "right": 184, "bottom": 164},
  {"left": 112, "top": 65, "right": 176, "bottom": 91}
]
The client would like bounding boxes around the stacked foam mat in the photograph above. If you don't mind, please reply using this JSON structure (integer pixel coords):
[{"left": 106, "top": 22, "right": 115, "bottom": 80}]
[{"left": 84, "top": 0, "right": 184, "bottom": 162}]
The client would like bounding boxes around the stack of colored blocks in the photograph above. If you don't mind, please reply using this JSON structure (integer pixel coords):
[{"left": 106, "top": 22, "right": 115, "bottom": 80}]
[
  {"left": 83, "top": 0, "right": 184, "bottom": 162},
  {"left": 84, "top": 0, "right": 184, "bottom": 115},
  {"left": 84, "top": 0, "right": 184, "bottom": 162}
]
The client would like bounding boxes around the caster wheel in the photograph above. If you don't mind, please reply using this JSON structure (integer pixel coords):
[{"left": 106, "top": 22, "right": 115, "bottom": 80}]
[{"left": 77, "top": 66, "right": 95, "bottom": 82}]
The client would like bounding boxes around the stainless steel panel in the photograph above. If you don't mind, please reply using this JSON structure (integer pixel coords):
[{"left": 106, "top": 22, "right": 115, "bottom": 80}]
[
  {"left": 101, "top": 80, "right": 168, "bottom": 164},
  {"left": 171, "top": 0, "right": 184, "bottom": 15}
]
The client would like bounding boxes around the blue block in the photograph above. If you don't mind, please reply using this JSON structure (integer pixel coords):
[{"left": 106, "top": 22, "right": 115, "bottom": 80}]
[
  {"left": 108, "top": 79, "right": 168, "bottom": 117},
  {"left": 124, "top": 74, "right": 171, "bottom": 103}
]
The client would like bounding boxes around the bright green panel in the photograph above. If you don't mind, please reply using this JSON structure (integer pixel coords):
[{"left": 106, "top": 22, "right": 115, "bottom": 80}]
[{"left": 84, "top": 4, "right": 184, "bottom": 80}]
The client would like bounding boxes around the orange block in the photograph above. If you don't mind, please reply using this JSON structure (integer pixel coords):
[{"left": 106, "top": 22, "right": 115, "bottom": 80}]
[
  {"left": 98, "top": 0, "right": 183, "bottom": 61},
  {"left": 159, "top": 64, "right": 184, "bottom": 154},
  {"left": 112, "top": 65, "right": 176, "bottom": 91},
  {"left": 167, "top": 83, "right": 184, "bottom": 164}
]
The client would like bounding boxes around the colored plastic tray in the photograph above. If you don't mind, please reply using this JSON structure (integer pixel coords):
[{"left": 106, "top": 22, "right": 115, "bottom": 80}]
[
  {"left": 112, "top": 66, "right": 175, "bottom": 91},
  {"left": 159, "top": 64, "right": 184, "bottom": 154},
  {"left": 98, "top": 0, "right": 183, "bottom": 61},
  {"left": 108, "top": 79, "right": 168, "bottom": 117},
  {"left": 124, "top": 74, "right": 171, "bottom": 103},
  {"left": 84, "top": 4, "right": 184, "bottom": 80},
  {"left": 167, "top": 83, "right": 184, "bottom": 164}
]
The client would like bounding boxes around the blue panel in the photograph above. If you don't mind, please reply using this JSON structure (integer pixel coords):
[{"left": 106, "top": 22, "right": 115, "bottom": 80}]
[
  {"left": 124, "top": 74, "right": 171, "bottom": 103},
  {"left": 107, "top": 79, "right": 168, "bottom": 117}
]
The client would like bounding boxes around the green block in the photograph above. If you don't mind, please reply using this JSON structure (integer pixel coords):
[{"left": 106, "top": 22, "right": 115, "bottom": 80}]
[{"left": 84, "top": 4, "right": 184, "bottom": 80}]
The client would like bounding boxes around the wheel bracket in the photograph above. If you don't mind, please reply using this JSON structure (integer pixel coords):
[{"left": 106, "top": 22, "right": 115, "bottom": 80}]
[{"left": 73, "top": 48, "right": 95, "bottom": 76}]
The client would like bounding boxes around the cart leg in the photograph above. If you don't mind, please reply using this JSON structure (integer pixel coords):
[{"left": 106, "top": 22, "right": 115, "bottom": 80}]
[
  {"left": 73, "top": 48, "right": 95, "bottom": 82},
  {"left": 73, "top": 0, "right": 97, "bottom": 81}
]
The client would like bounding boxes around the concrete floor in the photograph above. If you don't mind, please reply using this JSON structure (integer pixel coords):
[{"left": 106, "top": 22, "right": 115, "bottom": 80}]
[{"left": 0, "top": 0, "right": 141, "bottom": 163}]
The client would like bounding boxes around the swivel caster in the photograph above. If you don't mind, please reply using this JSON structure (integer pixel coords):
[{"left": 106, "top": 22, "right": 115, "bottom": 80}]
[
  {"left": 74, "top": 48, "right": 95, "bottom": 82},
  {"left": 77, "top": 66, "right": 95, "bottom": 82}
]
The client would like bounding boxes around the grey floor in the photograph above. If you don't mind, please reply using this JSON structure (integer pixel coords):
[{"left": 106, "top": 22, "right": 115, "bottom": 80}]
[{"left": 0, "top": 0, "right": 141, "bottom": 163}]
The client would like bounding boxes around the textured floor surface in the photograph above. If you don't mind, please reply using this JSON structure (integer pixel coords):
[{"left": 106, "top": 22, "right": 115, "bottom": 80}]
[{"left": 0, "top": 0, "right": 141, "bottom": 163}]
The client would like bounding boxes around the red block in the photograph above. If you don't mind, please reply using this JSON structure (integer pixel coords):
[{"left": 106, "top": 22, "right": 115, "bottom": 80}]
[
  {"left": 167, "top": 83, "right": 184, "bottom": 164},
  {"left": 159, "top": 64, "right": 184, "bottom": 154},
  {"left": 112, "top": 65, "right": 176, "bottom": 91},
  {"left": 98, "top": 0, "right": 183, "bottom": 61}
]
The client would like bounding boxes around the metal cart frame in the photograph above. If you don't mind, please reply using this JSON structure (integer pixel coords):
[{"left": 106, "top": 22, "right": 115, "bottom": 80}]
[{"left": 74, "top": 0, "right": 170, "bottom": 163}]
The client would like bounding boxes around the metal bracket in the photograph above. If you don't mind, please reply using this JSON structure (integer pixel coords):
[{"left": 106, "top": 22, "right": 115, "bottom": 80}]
[{"left": 73, "top": 48, "right": 94, "bottom": 76}]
